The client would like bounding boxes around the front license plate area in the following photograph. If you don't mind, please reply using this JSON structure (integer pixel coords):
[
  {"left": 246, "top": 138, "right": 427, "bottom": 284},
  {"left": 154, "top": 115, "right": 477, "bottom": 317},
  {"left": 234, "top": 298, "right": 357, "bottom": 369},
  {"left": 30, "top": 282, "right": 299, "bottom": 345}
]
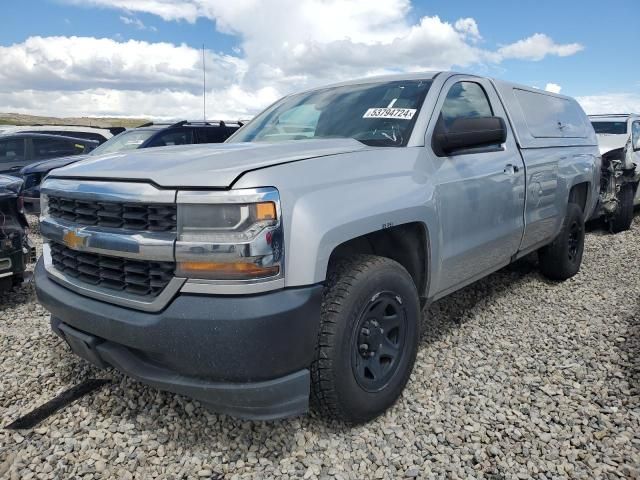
[{"left": 57, "top": 323, "right": 107, "bottom": 369}]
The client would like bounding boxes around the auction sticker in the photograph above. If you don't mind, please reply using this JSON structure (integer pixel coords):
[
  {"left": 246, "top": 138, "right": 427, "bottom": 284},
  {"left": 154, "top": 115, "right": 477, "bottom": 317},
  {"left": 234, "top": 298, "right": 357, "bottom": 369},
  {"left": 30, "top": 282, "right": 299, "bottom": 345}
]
[{"left": 363, "top": 108, "right": 417, "bottom": 120}]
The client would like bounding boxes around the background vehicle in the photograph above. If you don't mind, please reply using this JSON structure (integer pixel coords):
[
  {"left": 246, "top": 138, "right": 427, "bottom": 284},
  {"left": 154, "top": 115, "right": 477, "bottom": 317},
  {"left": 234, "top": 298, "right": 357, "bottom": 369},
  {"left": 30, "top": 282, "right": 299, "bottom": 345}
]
[
  {"left": 0, "top": 175, "right": 33, "bottom": 291},
  {"left": 0, "top": 125, "right": 17, "bottom": 134},
  {"left": 35, "top": 72, "right": 599, "bottom": 423},
  {"left": 20, "top": 120, "right": 243, "bottom": 213},
  {"left": 0, "top": 133, "right": 98, "bottom": 176},
  {"left": 589, "top": 114, "right": 640, "bottom": 232},
  {"left": 0, "top": 125, "right": 120, "bottom": 144}
]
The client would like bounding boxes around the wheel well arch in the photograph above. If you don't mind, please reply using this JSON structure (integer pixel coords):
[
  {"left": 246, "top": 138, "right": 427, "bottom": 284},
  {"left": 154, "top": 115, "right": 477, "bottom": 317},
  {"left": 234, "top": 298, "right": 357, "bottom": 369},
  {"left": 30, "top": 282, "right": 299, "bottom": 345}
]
[
  {"left": 568, "top": 181, "right": 590, "bottom": 213},
  {"left": 327, "top": 222, "right": 430, "bottom": 301}
]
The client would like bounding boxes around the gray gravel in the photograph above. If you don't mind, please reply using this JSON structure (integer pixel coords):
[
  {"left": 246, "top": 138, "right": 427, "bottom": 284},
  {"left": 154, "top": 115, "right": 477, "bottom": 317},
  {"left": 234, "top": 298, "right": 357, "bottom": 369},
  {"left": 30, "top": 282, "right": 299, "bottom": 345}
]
[{"left": 1, "top": 215, "right": 639, "bottom": 479}]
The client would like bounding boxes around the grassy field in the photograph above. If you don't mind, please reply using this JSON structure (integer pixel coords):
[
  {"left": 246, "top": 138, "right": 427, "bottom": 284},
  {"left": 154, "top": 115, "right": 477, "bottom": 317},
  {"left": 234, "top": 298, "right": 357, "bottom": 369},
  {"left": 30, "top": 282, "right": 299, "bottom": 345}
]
[{"left": 0, "top": 112, "right": 149, "bottom": 128}]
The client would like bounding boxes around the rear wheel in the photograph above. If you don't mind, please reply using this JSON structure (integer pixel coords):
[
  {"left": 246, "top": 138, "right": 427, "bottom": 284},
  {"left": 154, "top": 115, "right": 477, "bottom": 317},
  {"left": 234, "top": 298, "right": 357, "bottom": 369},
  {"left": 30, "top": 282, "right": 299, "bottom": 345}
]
[
  {"left": 538, "top": 203, "right": 585, "bottom": 281},
  {"left": 609, "top": 183, "right": 635, "bottom": 233},
  {"left": 311, "top": 255, "right": 420, "bottom": 424}
]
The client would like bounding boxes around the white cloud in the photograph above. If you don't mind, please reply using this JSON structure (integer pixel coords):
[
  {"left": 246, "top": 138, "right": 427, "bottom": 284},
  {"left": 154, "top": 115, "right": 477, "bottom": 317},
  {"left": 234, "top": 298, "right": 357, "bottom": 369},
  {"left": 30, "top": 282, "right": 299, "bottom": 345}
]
[
  {"left": 0, "top": 86, "right": 278, "bottom": 120},
  {"left": 545, "top": 83, "right": 562, "bottom": 94},
  {"left": 576, "top": 93, "right": 640, "bottom": 115},
  {"left": 498, "top": 33, "right": 583, "bottom": 61},
  {"left": 454, "top": 18, "right": 481, "bottom": 42},
  {"left": 1, "top": 1, "right": 586, "bottom": 118},
  {"left": 120, "top": 16, "right": 157, "bottom": 32},
  {"left": 0, "top": 36, "right": 243, "bottom": 92}
]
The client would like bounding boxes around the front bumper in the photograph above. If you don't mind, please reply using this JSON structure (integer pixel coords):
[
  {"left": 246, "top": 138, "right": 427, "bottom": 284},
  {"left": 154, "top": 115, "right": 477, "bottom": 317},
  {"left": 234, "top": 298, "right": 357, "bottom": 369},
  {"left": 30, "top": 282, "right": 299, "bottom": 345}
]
[{"left": 35, "top": 259, "right": 322, "bottom": 420}]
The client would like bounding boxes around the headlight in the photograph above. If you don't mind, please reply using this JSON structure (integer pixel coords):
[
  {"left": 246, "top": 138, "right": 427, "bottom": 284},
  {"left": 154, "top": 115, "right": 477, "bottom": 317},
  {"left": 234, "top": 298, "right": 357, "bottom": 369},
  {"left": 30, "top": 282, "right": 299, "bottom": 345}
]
[{"left": 175, "top": 188, "right": 283, "bottom": 281}]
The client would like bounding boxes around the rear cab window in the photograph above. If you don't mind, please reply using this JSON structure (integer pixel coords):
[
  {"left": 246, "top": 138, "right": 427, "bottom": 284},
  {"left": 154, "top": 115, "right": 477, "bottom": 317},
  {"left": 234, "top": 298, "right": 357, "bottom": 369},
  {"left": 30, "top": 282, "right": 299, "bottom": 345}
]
[{"left": 514, "top": 89, "right": 588, "bottom": 138}]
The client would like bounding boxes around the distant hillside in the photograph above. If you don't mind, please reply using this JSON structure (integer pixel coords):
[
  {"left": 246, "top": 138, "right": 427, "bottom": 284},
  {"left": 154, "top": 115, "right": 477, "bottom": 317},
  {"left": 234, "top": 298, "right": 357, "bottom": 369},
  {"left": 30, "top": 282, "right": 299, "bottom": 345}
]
[{"left": 0, "top": 112, "right": 149, "bottom": 128}]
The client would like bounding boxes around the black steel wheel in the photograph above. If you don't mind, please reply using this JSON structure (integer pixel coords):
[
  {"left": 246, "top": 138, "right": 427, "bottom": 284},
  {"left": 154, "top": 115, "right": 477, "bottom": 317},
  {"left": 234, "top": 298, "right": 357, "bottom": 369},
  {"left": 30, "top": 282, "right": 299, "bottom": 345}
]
[
  {"left": 567, "top": 219, "right": 582, "bottom": 263},
  {"left": 351, "top": 292, "right": 408, "bottom": 393},
  {"left": 311, "top": 255, "right": 420, "bottom": 424}
]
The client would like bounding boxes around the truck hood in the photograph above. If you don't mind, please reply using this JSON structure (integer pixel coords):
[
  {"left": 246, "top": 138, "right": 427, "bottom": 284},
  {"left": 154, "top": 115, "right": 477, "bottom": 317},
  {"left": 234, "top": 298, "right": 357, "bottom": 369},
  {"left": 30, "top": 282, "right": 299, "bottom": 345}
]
[
  {"left": 596, "top": 134, "right": 628, "bottom": 155},
  {"left": 49, "top": 139, "right": 370, "bottom": 188}
]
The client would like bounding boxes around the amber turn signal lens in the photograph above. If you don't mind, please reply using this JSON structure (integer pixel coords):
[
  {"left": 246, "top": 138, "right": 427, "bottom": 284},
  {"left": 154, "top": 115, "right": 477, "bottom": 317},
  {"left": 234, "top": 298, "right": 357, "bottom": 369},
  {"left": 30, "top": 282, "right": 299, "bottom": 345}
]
[
  {"left": 255, "top": 202, "right": 276, "bottom": 221},
  {"left": 177, "top": 261, "right": 279, "bottom": 280}
]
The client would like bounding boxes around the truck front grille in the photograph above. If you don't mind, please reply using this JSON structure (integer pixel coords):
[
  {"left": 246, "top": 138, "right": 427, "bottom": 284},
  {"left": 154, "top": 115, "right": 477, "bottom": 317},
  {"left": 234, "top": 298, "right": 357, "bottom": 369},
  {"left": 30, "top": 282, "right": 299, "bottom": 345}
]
[
  {"left": 50, "top": 242, "right": 175, "bottom": 297},
  {"left": 47, "top": 195, "right": 177, "bottom": 232}
]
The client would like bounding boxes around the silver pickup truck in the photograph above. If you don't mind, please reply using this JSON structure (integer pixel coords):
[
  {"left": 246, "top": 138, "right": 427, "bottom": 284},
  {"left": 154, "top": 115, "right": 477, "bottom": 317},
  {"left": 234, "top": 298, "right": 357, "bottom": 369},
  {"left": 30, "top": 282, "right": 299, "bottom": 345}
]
[{"left": 35, "top": 72, "right": 600, "bottom": 423}]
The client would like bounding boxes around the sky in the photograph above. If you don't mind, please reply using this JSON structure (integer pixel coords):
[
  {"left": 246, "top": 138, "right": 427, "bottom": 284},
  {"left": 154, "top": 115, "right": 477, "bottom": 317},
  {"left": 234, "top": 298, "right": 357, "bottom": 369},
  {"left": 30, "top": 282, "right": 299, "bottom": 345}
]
[{"left": 0, "top": 0, "right": 638, "bottom": 119}]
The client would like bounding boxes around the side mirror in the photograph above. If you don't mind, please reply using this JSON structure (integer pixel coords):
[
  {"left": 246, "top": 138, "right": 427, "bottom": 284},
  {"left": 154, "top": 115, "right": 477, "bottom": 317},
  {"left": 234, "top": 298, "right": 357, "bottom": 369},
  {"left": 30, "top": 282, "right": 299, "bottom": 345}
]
[{"left": 433, "top": 116, "right": 507, "bottom": 156}]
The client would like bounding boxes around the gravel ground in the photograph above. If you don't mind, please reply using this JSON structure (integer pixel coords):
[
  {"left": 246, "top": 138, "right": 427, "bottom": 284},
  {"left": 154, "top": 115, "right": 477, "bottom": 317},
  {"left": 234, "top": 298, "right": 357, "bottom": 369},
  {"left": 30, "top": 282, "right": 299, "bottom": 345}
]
[{"left": 1, "top": 215, "right": 639, "bottom": 479}]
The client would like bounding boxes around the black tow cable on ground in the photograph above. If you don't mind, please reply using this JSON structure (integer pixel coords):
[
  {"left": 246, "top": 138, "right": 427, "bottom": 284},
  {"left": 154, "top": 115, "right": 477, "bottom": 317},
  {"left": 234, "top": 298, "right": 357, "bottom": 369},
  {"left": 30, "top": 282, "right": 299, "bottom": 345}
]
[{"left": 5, "top": 379, "right": 111, "bottom": 430}]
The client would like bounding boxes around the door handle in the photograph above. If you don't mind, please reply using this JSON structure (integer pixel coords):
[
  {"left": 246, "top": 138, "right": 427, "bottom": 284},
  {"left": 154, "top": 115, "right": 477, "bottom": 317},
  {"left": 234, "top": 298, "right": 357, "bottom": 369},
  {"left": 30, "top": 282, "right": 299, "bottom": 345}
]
[{"left": 503, "top": 164, "right": 520, "bottom": 175}]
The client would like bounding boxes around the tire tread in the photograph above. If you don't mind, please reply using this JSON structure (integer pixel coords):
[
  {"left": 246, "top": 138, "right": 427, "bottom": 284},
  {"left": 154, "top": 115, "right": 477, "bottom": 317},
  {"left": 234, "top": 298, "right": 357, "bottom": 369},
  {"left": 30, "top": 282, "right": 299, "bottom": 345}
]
[{"left": 310, "top": 254, "right": 409, "bottom": 422}]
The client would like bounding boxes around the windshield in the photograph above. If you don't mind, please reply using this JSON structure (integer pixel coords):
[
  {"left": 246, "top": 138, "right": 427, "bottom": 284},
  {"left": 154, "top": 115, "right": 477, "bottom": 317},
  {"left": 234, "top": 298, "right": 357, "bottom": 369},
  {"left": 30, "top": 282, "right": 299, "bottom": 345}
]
[
  {"left": 89, "top": 129, "right": 156, "bottom": 155},
  {"left": 591, "top": 121, "right": 628, "bottom": 135},
  {"left": 229, "top": 80, "right": 432, "bottom": 147}
]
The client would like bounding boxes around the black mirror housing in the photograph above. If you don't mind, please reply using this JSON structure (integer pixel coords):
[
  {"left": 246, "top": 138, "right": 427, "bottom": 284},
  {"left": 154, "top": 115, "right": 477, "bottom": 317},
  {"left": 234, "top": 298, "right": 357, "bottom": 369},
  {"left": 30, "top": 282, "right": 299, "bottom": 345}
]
[{"left": 433, "top": 116, "right": 507, "bottom": 156}]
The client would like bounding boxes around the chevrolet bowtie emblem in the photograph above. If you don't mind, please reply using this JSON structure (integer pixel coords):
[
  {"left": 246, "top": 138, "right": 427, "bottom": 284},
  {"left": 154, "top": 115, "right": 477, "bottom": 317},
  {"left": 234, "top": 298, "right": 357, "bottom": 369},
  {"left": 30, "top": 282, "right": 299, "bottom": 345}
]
[{"left": 62, "top": 229, "right": 88, "bottom": 250}]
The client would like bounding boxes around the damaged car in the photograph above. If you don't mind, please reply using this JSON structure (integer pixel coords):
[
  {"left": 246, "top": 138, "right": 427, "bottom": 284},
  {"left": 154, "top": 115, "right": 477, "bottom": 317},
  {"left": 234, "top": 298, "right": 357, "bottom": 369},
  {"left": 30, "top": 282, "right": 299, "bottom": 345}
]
[
  {"left": 0, "top": 175, "right": 34, "bottom": 291},
  {"left": 590, "top": 114, "right": 640, "bottom": 232}
]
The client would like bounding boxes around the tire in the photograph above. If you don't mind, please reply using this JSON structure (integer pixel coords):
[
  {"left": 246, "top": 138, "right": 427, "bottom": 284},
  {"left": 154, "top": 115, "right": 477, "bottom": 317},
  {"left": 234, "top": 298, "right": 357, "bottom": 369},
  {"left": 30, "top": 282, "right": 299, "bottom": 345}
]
[
  {"left": 0, "top": 277, "right": 12, "bottom": 292},
  {"left": 311, "top": 254, "right": 420, "bottom": 424},
  {"left": 609, "top": 184, "right": 635, "bottom": 233},
  {"left": 538, "top": 203, "right": 585, "bottom": 281}
]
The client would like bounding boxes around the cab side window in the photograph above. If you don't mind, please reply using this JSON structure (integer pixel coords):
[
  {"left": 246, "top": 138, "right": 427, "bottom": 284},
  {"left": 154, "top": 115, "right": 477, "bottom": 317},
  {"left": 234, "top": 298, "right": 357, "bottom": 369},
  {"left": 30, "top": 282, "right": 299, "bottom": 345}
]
[
  {"left": 633, "top": 121, "right": 640, "bottom": 150},
  {"left": 0, "top": 138, "right": 26, "bottom": 162},
  {"left": 440, "top": 82, "right": 493, "bottom": 129}
]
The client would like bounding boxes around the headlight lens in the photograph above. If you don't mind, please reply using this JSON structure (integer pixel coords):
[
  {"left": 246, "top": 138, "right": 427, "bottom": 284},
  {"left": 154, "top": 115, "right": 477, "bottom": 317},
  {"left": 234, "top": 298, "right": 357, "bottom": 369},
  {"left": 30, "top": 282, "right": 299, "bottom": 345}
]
[
  {"left": 176, "top": 188, "right": 283, "bottom": 281},
  {"left": 178, "top": 202, "right": 276, "bottom": 243}
]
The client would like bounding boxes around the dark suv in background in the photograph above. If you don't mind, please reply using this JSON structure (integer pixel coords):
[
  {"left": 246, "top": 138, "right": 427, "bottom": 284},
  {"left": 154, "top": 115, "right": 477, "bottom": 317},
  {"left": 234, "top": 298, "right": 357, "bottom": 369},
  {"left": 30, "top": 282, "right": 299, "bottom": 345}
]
[
  {"left": 0, "top": 133, "right": 98, "bottom": 176},
  {"left": 20, "top": 120, "right": 243, "bottom": 213}
]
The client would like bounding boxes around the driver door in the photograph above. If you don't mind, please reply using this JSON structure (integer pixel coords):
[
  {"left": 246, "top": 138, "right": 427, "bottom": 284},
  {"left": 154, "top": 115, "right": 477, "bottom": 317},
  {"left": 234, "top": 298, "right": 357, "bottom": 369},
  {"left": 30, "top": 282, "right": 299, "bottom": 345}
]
[{"left": 428, "top": 77, "right": 526, "bottom": 294}]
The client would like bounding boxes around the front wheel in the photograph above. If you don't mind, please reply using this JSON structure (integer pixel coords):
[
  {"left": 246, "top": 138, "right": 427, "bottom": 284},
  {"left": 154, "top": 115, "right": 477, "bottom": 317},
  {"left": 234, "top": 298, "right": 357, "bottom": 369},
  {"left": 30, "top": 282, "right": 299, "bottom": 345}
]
[
  {"left": 310, "top": 255, "right": 420, "bottom": 424},
  {"left": 538, "top": 203, "right": 585, "bottom": 281}
]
